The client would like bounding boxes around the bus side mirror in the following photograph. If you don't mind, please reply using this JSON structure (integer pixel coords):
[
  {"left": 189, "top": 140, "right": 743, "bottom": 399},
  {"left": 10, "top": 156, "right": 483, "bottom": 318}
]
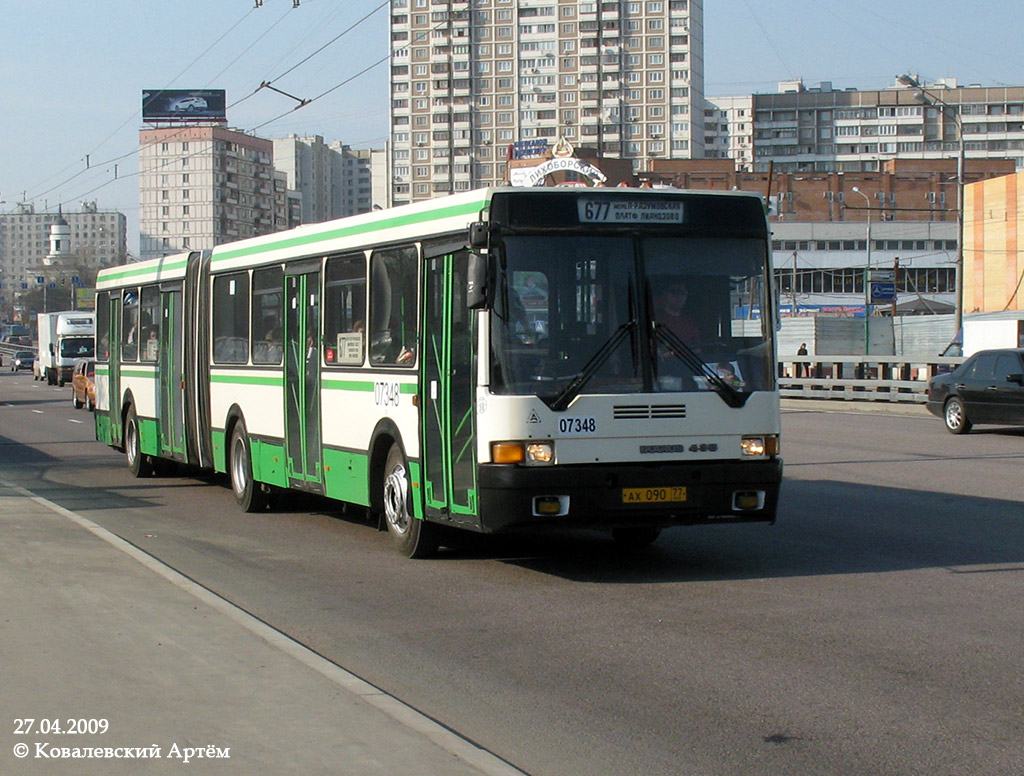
[
  {"left": 469, "top": 221, "right": 489, "bottom": 249},
  {"left": 467, "top": 252, "right": 489, "bottom": 310}
]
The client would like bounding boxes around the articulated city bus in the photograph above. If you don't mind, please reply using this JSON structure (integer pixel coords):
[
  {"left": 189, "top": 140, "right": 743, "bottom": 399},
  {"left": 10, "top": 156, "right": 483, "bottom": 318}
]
[{"left": 94, "top": 187, "right": 782, "bottom": 556}]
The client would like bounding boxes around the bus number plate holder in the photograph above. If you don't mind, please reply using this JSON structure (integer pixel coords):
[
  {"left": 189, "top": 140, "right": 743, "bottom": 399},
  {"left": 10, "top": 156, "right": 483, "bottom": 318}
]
[{"left": 622, "top": 486, "right": 687, "bottom": 504}]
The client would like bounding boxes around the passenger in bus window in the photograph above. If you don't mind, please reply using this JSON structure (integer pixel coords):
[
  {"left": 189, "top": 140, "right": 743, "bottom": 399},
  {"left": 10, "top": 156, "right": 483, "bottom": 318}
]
[
  {"left": 653, "top": 279, "right": 700, "bottom": 344},
  {"left": 145, "top": 327, "right": 159, "bottom": 361},
  {"left": 264, "top": 325, "right": 282, "bottom": 362}
]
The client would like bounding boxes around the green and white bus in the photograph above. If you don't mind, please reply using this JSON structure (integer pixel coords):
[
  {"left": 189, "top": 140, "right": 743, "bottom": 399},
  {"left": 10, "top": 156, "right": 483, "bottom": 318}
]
[{"left": 94, "top": 186, "right": 782, "bottom": 556}]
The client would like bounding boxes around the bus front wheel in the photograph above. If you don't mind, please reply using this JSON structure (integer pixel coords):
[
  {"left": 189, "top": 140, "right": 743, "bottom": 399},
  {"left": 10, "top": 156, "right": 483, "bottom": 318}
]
[
  {"left": 382, "top": 444, "right": 439, "bottom": 558},
  {"left": 230, "top": 420, "right": 268, "bottom": 512}
]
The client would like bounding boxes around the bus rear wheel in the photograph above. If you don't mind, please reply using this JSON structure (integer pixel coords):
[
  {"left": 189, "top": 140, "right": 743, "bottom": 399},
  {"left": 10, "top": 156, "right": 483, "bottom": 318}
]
[
  {"left": 382, "top": 444, "right": 439, "bottom": 558},
  {"left": 230, "top": 420, "right": 268, "bottom": 512},
  {"left": 125, "top": 406, "right": 154, "bottom": 478}
]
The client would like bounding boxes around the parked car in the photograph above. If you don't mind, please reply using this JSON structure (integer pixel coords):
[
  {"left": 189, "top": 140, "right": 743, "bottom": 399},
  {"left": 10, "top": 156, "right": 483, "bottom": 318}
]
[
  {"left": 926, "top": 348, "right": 1024, "bottom": 434},
  {"left": 71, "top": 358, "right": 96, "bottom": 410},
  {"left": 12, "top": 351, "right": 35, "bottom": 372}
]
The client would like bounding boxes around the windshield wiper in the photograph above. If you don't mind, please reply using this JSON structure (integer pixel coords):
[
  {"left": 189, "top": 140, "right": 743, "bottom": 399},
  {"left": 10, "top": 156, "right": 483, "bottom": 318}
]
[
  {"left": 547, "top": 320, "right": 638, "bottom": 411},
  {"left": 653, "top": 323, "right": 748, "bottom": 408}
]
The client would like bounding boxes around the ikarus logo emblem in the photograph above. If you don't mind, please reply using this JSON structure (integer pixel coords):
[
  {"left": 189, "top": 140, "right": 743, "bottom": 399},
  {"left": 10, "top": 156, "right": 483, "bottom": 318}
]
[{"left": 527, "top": 410, "right": 541, "bottom": 424}]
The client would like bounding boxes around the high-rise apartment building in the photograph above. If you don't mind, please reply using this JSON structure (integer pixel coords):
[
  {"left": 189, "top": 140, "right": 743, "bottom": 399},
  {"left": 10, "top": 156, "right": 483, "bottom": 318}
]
[
  {"left": 0, "top": 202, "right": 127, "bottom": 293},
  {"left": 272, "top": 135, "right": 336, "bottom": 225},
  {"left": 273, "top": 136, "right": 391, "bottom": 223},
  {"left": 139, "top": 126, "right": 284, "bottom": 261},
  {"left": 389, "top": 0, "right": 704, "bottom": 205},
  {"left": 702, "top": 95, "right": 753, "bottom": 170},
  {"left": 712, "top": 78, "right": 1024, "bottom": 174}
]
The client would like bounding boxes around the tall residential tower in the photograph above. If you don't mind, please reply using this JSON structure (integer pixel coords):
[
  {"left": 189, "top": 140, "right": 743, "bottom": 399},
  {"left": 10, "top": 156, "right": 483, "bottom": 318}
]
[
  {"left": 389, "top": 0, "right": 704, "bottom": 205},
  {"left": 139, "top": 126, "right": 286, "bottom": 261}
]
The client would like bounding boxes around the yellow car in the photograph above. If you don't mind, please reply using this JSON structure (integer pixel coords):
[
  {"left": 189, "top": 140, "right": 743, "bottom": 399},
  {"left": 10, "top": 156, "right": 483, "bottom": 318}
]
[{"left": 71, "top": 358, "right": 96, "bottom": 410}]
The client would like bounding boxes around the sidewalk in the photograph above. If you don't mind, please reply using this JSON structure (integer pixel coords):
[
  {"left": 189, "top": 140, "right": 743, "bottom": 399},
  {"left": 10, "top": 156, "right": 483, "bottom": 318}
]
[
  {"left": 781, "top": 397, "right": 930, "bottom": 416},
  {"left": 0, "top": 478, "right": 525, "bottom": 776}
]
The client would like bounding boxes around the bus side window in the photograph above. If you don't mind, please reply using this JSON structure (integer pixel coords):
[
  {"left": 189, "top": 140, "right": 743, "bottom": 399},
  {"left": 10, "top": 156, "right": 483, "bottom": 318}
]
[
  {"left": 251, "top": 266, "right": 284, "bottom": 366},
  {"left": 324, "top": 254, "right": 367, "bottom": 366},
  {"left": 212, "top": 272, "right": 250, "bottom": 364},
  {"left": 122, "top": 287, "right": 140, "bottom": 362},
  {"left": 369, "top": 245, "right": 418, "bottom": 367},
  {"left": 139, "top": 285, "right": 160, "bottom": 362},
  {"left": 96, "top": 291, "right": 109, "bottom": 362}
]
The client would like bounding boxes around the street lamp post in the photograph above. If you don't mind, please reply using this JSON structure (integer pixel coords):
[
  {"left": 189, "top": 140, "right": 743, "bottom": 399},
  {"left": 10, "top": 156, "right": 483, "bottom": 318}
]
[
  {"left": 897, "top": 73, "right": 965, "bottom": 344},
  {"left": 851, "top": 186, "right": 873, "bottom": 355},
  {"left": 851, "top": 185, "right": 873, "bottom": 268}
]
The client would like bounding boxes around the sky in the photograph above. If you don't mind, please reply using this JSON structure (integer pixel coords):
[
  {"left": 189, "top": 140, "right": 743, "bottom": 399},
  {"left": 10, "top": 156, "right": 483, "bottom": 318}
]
[{"left": 2, "top": 0, "right": 1024, "bottom": 255}]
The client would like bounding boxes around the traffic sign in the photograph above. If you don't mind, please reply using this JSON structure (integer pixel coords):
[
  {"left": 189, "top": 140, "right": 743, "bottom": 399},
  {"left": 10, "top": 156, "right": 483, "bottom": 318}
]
[{"left": 870, "top": 281, "right": 896, "bottom": 302}]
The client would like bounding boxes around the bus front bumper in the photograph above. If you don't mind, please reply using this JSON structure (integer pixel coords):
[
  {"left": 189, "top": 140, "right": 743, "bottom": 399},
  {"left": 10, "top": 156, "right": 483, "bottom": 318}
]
[{"left": 475, "top": 458, "right": 783, "bottom": 534}]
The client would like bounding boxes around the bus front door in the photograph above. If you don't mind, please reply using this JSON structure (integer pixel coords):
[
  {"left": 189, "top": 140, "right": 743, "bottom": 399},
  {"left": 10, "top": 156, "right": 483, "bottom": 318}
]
[
  {"left": 421, "top": 251, "right": 479, "bottom": 528},
  {"left": 284, "top": 268, "right": 323, "bottom": 490},
  {"left": 158, "top": 288, "right": 186, "bottom": 460}
]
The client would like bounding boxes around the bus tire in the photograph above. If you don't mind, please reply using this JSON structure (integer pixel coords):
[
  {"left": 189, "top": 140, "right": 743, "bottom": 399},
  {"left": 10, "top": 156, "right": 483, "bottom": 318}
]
[
  {"left": 382, "top": 443, "right": 439, "bottom": 558},
  {"left": 125, "top": 406, "right": 154, "bottom": 477},
  {"left": 229, "top": 420, "right": 268, "bottom": 512}
]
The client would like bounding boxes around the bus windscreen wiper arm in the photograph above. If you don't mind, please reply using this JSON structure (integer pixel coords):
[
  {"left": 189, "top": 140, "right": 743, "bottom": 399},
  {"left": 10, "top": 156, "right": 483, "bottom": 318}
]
[
  {"left": 547, "top": 320, "right": 637, "bottom": 411},
  {"left": 653, "top": 323, "right": 747, "bottom": 408}
]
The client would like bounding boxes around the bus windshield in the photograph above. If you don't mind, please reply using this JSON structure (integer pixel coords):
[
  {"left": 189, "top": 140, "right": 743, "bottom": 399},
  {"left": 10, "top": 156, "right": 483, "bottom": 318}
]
[{"left": 489, "top": 233, "right": 774, "bottom": 405}]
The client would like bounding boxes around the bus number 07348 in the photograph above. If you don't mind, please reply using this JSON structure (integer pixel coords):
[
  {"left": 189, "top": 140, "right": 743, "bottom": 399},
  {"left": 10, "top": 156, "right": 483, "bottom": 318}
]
[{"left": 559, "top": 417, "right": 597, "bottom": 434}]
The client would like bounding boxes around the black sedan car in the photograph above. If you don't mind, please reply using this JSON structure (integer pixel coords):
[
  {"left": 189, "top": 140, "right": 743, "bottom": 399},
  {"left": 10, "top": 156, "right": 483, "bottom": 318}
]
[{"left": 927, "top": 348, "right": 1024, "bottom": 434}]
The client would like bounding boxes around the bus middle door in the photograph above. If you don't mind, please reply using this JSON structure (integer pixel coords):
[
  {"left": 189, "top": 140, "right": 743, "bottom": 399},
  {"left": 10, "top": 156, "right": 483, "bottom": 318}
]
[
  {"left": 284, "top": 266, "right": 323, "bottom": 491},
  {"left": 157, "top": 287, "right": 186, "bottom": 460}
]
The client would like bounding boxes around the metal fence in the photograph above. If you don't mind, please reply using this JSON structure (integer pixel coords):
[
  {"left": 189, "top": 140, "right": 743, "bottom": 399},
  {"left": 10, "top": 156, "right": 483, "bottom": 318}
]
[{"left": 777, "top": 356, "right": 963, "bottom": 403}]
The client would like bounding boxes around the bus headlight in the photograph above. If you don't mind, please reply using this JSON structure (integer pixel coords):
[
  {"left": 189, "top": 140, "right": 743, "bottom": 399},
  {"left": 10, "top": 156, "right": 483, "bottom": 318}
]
[
  {"left": 526, "top": 442, "right": 554, "bottom": 463},
  {"left": 741, "top": 437, "right": 765, "bottom": 456},
  {"left": 491, "top": 441, "right": 554, "bottom": 464},
  {"left": 741, "top": 435, "right": 780, "bottom": 457}
]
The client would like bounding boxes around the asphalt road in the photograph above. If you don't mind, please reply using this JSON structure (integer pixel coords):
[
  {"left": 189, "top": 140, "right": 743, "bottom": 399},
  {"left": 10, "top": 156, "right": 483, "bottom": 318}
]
[{"left": 2, "top": 372, "right": 1022, "bottom": 776}]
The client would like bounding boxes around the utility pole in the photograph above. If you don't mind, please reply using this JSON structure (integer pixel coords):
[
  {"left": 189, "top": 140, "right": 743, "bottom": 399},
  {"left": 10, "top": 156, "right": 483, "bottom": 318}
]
[{"left": 897, "top": 74, "right": 965, "bottom": 346}]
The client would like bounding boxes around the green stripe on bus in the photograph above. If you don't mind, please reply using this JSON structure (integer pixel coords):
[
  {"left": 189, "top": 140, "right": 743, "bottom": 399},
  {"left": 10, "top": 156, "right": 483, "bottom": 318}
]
[
  {"left": 321, "top": 379, "right": 418, "bottom": 393},
  {"left": 211, "top": 197, "right": 488, "bottom": 263},
  {"left": 210, "top": 373, "right": 284, "bottom": 386},
  {"left": 97, "top": 258, "right": 189, "bottom": 284},
  {"left": 121, "top": 369, "right": 156, "bottom": 378}
]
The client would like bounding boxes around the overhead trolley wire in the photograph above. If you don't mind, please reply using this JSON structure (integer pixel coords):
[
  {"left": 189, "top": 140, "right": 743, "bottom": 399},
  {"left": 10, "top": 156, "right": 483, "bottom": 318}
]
[
  {"left": 24, "top": 6, "right": 257, "bottom": 205},
  {"left": 29, "top": 1, "right": 390, "bottom": 207}
]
